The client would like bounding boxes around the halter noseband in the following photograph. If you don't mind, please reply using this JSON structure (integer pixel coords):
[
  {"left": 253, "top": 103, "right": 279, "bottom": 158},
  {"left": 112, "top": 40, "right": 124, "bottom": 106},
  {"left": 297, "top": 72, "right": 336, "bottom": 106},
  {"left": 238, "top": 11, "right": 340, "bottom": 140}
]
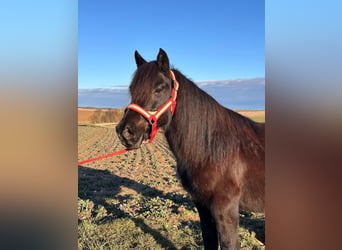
[{"left": 125, "top": 70, "right": 179, "bottom": 143}]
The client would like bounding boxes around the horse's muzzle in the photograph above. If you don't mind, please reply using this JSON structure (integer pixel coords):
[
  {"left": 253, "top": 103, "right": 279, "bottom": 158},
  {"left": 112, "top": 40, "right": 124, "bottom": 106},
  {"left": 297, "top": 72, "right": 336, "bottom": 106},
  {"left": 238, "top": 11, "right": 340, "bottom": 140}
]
[{"left": 115, "top": 123, "right": 147, "bottom": 149}]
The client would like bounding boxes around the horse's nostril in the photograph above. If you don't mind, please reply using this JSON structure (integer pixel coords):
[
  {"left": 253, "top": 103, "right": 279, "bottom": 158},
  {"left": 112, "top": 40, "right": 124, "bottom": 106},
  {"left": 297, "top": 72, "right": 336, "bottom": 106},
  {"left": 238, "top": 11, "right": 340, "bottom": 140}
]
[{"left": 123, "top": 125, "right": 134, "bottom": 138}]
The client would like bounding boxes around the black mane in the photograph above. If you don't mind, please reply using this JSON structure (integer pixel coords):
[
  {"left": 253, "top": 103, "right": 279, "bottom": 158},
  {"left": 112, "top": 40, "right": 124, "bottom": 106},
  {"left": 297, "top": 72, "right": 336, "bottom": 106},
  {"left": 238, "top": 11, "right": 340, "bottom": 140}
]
[{"left": 165, "top": 69, "right": 264, "bottom": 167}]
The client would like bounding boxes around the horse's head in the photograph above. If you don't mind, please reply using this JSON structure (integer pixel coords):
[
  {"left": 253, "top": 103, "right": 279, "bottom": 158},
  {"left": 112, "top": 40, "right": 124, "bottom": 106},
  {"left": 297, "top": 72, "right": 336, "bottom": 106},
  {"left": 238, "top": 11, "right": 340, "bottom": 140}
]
[{"left": 116, "top": 48, "right": 177, "bottom": 149}]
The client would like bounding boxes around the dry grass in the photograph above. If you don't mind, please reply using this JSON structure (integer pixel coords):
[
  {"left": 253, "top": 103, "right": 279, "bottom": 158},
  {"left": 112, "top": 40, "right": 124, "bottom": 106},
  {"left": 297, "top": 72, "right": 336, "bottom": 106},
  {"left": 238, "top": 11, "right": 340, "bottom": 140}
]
[{"left": 78, "top": 108, "right": 124, "bottom": 124}]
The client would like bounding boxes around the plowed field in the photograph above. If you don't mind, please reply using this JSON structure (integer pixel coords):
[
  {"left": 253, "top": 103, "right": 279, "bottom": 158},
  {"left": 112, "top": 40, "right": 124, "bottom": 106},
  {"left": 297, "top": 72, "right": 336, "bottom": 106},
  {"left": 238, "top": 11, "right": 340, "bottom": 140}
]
[{"left": 78, "top": 122, "right": 265, "bottom": 249}]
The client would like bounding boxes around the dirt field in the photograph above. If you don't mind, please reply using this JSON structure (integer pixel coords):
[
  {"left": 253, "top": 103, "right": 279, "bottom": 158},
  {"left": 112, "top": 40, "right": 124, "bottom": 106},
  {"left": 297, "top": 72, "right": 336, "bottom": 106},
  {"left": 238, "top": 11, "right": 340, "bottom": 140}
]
[
  {"left": 78, "top": 118, "right": 265, "bottom": 249},
  {"left": 237, "top": 110, "right": 265, "bottom": 118},
  {"left": 78, "top": 108, "right": 98, "bottom": 124}
]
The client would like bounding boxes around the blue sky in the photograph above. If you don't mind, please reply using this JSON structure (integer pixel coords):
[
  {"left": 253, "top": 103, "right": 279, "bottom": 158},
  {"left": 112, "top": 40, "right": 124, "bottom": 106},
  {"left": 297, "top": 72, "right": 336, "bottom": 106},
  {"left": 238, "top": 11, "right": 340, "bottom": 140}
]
[{"left": 79, "top": 0, "right": 264, "bottom": 89}]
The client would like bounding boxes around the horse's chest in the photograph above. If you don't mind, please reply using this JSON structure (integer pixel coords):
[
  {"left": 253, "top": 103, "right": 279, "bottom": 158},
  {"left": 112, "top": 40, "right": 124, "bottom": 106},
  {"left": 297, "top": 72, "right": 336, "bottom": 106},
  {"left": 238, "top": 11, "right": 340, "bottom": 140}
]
[{"left": 176, "top": 164, "right": 216, "bottom": 201}]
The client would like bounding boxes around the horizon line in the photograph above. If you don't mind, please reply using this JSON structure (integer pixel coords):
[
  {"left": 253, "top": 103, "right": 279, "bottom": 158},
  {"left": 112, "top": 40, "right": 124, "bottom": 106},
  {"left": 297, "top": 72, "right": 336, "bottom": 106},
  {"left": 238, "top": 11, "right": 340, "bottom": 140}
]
[{"left": 79, "top": 76, "right": 265, "bottom": 90}]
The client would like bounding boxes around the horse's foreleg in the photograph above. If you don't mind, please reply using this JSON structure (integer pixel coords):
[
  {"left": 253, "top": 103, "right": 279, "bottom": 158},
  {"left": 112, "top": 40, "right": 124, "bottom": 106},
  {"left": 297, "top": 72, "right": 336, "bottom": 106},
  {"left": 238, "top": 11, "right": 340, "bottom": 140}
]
[
  {"left": 211, "top": 194, "right": 240, "bottom": 250},
  {"left": 195, "top": 201, "right": 218, "bottom": 250}
]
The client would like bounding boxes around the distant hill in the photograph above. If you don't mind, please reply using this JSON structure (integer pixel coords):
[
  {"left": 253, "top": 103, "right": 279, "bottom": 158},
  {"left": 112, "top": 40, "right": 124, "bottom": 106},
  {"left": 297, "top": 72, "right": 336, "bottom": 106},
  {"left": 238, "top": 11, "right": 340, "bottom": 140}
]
[
  {"left": 78, "top": 77, "right": 264, "bottom": 110},
  {"left": 197, "top": 77, "right": 265, "bottom": 110}
]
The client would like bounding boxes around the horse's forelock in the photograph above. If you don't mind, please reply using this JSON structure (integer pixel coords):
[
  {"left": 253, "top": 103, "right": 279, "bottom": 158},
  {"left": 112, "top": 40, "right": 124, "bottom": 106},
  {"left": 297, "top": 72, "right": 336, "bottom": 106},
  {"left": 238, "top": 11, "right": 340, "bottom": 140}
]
[{"left": 130, "top": 62, "right": 159, "bottom": 106}]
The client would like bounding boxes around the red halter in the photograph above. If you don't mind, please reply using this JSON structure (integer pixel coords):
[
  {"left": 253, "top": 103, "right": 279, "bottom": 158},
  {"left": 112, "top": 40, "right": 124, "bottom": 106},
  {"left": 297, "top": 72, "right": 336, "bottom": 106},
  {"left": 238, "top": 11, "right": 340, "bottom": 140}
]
[{"left": 126, "top": 70, "right": 179, "bottom": 143}]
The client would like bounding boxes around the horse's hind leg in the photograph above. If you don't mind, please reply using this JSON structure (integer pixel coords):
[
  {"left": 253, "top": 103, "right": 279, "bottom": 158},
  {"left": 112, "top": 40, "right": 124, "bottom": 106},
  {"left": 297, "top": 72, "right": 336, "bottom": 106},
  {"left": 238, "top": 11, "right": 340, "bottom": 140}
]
[
  {"left": 211, "top": 194, "right": 240, "bottom": 250},
  {"left": 195, "top": 201, "right": 218, "bottom": 250}
]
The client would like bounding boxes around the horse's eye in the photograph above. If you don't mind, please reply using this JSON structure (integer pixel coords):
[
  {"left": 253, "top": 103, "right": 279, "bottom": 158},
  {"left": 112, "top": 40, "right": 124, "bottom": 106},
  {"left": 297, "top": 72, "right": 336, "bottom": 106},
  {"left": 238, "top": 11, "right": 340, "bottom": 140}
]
[
  {"left": 154, "top": 87, "right": 163, "bottom": 94},
  {"left": 154, "top": 84, "right": 166, "bottom": 94}
]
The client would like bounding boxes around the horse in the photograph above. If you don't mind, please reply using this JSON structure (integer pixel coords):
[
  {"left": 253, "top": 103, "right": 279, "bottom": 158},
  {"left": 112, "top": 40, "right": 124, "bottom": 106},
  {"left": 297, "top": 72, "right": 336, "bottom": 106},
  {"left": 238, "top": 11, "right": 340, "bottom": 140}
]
[{"left": 116, "top": 48, "right": 265, "bottom": 249}]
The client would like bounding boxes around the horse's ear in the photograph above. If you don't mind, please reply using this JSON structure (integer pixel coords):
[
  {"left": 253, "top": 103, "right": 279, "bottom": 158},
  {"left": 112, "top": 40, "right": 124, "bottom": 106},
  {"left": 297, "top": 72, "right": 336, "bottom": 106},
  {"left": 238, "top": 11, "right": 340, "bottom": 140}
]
[
  {"left": 135, "top": 50, "right": 147, "bottom": 67},
  {"left": 157, "top": 48, "right": 170, "bottom": 73}
]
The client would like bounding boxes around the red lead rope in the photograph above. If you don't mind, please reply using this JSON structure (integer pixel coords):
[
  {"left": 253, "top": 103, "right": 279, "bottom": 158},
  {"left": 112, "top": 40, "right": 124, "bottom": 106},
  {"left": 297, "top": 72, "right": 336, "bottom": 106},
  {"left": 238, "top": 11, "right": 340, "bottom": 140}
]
[{"left": 78, "top": 149, "right": 129, "bottom": 165}]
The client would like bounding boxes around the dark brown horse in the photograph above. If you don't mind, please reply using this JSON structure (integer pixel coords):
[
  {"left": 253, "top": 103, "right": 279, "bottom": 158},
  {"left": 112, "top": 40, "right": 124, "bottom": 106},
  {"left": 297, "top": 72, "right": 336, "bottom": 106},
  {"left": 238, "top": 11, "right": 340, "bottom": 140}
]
[{"left": 116, "top": 49, "right": 265, "bottom": 249}]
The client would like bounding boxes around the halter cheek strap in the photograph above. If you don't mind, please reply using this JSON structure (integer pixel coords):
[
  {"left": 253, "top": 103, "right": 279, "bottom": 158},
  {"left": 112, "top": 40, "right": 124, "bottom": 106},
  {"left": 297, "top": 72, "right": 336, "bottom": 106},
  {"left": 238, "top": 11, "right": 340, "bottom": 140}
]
[{"left": 126, "top": 70, "right": 179, "bottom": 143}]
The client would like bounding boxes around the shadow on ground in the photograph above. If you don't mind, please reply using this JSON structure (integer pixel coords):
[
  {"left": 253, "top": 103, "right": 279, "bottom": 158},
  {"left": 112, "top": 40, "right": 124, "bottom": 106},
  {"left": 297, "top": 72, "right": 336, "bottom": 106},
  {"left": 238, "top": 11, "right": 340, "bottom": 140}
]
[
  {"left": 78, "top": 165, "right": 195, "bottom": 249},
  {"left": 78, "top": 165, "right": 265, "bottom": 247}
]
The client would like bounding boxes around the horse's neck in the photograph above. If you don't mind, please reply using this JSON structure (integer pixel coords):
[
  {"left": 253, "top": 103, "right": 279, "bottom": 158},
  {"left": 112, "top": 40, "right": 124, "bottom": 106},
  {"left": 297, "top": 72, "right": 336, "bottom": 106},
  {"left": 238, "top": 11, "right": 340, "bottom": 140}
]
[
  {"left": 164, "top": 74, "right": 219, "bottom": 159},
  {"left": 167, "top": 72, "right": 203, "bottom": 134}
]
